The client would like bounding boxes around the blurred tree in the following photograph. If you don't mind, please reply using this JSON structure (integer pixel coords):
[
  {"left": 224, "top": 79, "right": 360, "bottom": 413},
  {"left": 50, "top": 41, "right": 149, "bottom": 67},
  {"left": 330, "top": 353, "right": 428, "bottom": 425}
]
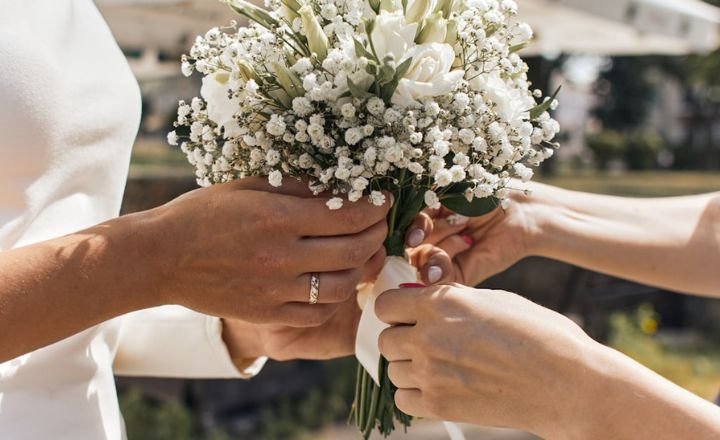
[{"left": 593, "top": 57, "right": 662, "bottom": 132}]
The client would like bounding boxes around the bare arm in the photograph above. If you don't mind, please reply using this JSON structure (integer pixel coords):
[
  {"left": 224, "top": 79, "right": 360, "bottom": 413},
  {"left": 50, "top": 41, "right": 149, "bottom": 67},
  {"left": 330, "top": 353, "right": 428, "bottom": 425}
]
[
  {"left": 0, "top": 179, "right": 391, "bottom": 363},
  {"left": 0, "top": 213, "right": 160, "bottom": 362},
  {"left": 532, "top": 185, "right": 720, "bottom": 297},
  {"left": 416, "top": 182, "right": 720, "bottom": 296},
  {"left": 377, "top": 284, "right": 720, "bottom": 440}
]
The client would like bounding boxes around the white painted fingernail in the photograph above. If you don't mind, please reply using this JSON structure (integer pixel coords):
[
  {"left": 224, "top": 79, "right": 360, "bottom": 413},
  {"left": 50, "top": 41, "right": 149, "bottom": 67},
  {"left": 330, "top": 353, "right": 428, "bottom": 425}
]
[
  {"left": 427, "top": 266, "right": 443, "bottom": 284},
  {"left": 446, "top": 214, "right": 469, "bottom": 226},
  {"left": 389, "top": 193, "right": 395, "bottom": 207},
  {"left": 407, "top": 229, "right": 425, "bottom": 247}
]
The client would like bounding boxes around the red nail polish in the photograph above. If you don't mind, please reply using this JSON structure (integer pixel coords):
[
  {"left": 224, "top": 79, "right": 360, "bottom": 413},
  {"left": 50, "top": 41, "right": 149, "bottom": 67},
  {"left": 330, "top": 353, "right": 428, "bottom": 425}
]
[
  {"left": 399, "top": 283, "right": 426, "bottom": 288},
  {"left": 461, "top": 234, "right": 474, "bottom": 246}
]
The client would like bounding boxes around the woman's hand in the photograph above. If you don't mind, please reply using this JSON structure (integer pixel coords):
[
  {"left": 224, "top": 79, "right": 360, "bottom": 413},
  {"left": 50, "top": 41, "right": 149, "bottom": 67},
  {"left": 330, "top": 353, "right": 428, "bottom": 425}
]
[
  {"left": 375, "top": 284, "right": 596, "bottom": 438},
  {"left": 409, "top": 187, "right": 543, "bottom": 286},
  {"left": 375, "top": 284, "right": 720, "bottom": 440},
  {"left": 147, "top": 178, "right": 391, "bottom": 327},
  {"left": 222, "top": 294, "right": 362, "bottom": 362}
]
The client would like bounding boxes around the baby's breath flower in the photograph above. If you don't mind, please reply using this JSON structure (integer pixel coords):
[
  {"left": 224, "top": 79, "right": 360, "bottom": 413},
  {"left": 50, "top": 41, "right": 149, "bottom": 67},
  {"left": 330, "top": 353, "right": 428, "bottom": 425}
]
[
  {"left": 268, "top": 170, "right": 283, "bottom": 187},
  {"left": 369, "top": 191, "right": 386, "bottom": 206},
  {"left": 434, "top": 169, "right": 453, "bottom": 187},
  {"left": 167, "top": 131, "right": 178, "bottom": 146},
  {"left": 327, "top": 197, "right": 344, "bottom": 210}
]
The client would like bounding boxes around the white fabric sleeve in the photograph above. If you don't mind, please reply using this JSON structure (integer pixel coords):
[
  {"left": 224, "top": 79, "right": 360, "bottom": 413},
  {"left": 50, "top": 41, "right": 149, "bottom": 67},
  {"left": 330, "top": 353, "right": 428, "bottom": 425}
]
[{"left": 112, "top": 305, "right": 267, "bottom": 379}]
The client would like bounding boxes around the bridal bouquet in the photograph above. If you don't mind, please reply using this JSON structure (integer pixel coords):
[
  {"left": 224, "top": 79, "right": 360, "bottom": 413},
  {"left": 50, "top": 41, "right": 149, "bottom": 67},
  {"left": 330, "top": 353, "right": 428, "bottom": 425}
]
[{"left": 169, "top": 0, "right": 559, "bottom": 436}]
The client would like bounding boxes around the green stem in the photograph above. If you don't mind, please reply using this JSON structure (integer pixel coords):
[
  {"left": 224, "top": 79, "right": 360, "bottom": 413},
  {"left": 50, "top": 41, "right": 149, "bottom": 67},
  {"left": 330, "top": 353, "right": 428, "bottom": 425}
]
[
  {"left": 358, "top": 368, "right": 368, "bottom": 430},
  {"left": 363, "top": 376, "right": 381, "bottom": 435}
]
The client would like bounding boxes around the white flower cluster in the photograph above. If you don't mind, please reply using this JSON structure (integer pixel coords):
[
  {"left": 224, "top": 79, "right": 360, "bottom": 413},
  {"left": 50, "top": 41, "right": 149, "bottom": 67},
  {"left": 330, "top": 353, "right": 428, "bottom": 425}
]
[{"left": 170, "top": 0, "right": 560, "bottom": 210}]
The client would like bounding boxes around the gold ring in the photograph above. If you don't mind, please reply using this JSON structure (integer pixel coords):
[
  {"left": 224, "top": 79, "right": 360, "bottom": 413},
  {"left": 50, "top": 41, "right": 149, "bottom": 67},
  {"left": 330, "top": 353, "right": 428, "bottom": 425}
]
[{"left": 309, "top": 273, "right": 320, "bottom": 305}]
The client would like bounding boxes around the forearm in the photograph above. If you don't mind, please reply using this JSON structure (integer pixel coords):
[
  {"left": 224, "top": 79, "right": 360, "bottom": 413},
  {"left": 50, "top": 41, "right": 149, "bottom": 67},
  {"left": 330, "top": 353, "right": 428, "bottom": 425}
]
[
  {"left": 558, "top": 343, "right": 720, "bottom": 440},
  {"left": 523, "top": 183, "right": 720, "bottom": 296},
  {"left": 0, "top": 211, "right": 164, "bottom": 362}
]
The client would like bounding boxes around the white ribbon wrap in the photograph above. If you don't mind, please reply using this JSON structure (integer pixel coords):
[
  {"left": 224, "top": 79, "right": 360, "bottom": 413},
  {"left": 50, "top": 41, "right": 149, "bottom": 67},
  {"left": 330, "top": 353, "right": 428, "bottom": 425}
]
[
  {"left": 355, "top": 256, "right": 418, "bottom": 385},
  {"left": 354, "top": 256, "right": 466, "bottom": 440}
]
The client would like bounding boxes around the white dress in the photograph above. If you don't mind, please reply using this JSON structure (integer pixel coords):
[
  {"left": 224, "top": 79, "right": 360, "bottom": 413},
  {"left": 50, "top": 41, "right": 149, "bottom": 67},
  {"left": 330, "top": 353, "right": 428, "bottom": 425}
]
[{"left": 0, "top": 2, "right": 264, "bottom": 439}]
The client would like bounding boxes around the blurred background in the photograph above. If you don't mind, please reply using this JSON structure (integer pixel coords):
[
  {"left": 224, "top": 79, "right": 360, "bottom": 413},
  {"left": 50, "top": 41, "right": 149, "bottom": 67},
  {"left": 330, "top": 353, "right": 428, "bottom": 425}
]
[{"left": 96, "top": 0, "right": 720, "bottom": 438}]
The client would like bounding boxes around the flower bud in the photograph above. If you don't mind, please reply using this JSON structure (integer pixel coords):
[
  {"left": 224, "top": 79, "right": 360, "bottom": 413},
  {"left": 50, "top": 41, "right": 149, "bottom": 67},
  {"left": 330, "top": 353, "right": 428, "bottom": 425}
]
[
  {"left": 272, "top": 61, "right": 304, "bottom": 99},
  {"left": 280, "top": 0, "right": 301, "bottom": 21},
  {"left": 433, "top": 0, "right": 454, "bottom": 18},
  {"left": 405, "top": 0, "right": 432, "bottom": 23},
  {"left": 445, "top": 18, "right": 458, "bottom": 45},
  {"left": 379, "top": 0, "right": 400, "bottom": 12},
  {"left": 280, "top": 4, "right": 299, "bottom": 22},
  {"left": 281, "top": 0, "right": 302, "bottom": 13},
  {"left": 299, "top": 5, "right": 329, "bottom": 61},
  {"left": 236, "top": 59, "right": 260, "bottom": 83},
  {"left": 416, "top": 13, "right": 447, "bottom": 44}
]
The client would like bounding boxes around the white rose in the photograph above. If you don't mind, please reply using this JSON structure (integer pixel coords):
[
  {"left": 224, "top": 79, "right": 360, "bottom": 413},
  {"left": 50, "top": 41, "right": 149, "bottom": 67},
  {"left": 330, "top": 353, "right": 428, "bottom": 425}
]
[
  {"left": 371, "top": 11, "right": 418, "bottom": 62},
  {"left": 200, "top": 74, "right": 242, "bottom": 138},
  {"left": 392, "top": 43, "right": 465, "bottom": 106}
]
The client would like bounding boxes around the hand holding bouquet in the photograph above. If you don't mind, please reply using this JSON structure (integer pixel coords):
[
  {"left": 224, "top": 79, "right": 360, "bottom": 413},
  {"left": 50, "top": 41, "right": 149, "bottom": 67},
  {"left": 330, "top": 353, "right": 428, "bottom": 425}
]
[{"left": 169, "top": 0, "right": 559, "bottom": 436}]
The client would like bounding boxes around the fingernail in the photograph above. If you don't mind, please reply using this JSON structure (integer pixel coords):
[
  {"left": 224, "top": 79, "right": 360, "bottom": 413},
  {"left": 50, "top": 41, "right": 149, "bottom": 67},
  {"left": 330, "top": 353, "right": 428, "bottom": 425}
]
[
  {"left": 389, "top": 193, "right": 395, "bottom": 207},
  {"left": 446, "top": 214, "right": 469, "bottom": 226},
  {"left": 427, "top": 266, "right": 443, "bottom": 284},
  {"left": 407, "top": 229, "right": 425, "bottom": 247},
  {"left": 461, "top": 234, "right": 474, "bottom": 246},
  {"left": 399, "top": 283, "right": 426, "bottom": 289}
]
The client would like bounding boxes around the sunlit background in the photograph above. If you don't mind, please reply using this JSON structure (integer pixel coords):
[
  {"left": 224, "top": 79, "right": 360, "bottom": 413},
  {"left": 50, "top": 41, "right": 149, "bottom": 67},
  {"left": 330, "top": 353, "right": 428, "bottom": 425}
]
[{"left": 93, "top": 0, "right": 720, "bottom": 438}]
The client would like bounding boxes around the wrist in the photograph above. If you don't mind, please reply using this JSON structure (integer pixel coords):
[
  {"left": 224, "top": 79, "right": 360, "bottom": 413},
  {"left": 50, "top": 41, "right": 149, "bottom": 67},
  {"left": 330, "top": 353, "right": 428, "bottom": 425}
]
[
  {"left": 509, "top": 181, "right": 563, "bottom": 259},
  {"left": 552, "top": 341, "right": 648, "bottom": 440},
  {"left": 110, "top": 208, "right": 174, "bottom": 309},
  {"left": 221, "top": 319, "right": 265, "bottom": 362}
]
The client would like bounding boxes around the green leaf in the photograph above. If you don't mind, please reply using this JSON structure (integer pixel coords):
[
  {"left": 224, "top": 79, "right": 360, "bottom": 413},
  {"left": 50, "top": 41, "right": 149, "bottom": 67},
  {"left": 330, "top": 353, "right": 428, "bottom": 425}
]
[
  {"left": 348, "top": 77, "right": 375, "bottom": 99},
  {"left": 395, "top": 56, "right": 413, "bottom": 79},
  {"left": 354, "top": 38, "right": 375, "bottom": 60},
  {"left": 509, "top": 42, "right": 529, "bottom": 54},
  {"left": 441, "top": 194, "right": 499, "bottom": 217},
  {"left": 369, "top": 0, "right": 382, "bottom": 14},
  {"left": 377, "top": 65, "right": 395, "bottom": 85},
  {"left": 395, "top": 188, "right": 425, "bottom": 233},
  {"left": 379, "top": 57, "right": 413, "bottom": 102},
  {"left": 225, "top": 0, "right": 279, "bottom": 29},
  {"left": 280, "top": 0, "right": 302, "bottom": 13},
  {"left": 529, "top": 85, "right": 561, "bottom": 120}
]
